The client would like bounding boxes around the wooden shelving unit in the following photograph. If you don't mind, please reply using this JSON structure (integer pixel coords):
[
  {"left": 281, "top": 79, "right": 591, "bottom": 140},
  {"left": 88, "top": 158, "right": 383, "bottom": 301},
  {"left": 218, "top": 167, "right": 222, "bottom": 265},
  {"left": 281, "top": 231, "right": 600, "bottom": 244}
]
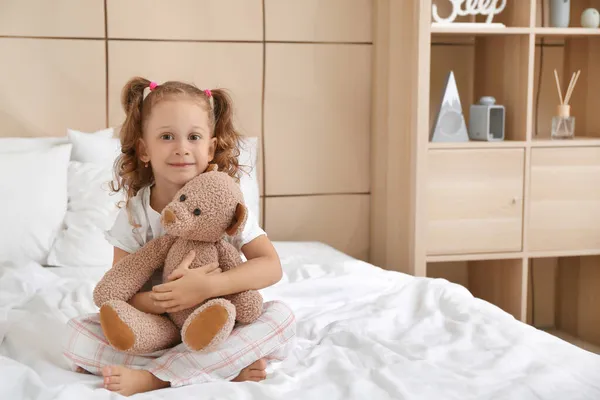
[{"left": 371, "top": 0, "right": 600, "bottom": 353}]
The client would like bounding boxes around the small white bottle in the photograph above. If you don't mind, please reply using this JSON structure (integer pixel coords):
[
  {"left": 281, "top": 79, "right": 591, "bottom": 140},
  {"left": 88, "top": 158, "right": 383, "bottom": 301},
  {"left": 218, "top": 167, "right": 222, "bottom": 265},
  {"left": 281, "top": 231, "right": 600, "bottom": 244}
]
[{"left": 551, "top": 104, "right": 575, "bottom": 139}]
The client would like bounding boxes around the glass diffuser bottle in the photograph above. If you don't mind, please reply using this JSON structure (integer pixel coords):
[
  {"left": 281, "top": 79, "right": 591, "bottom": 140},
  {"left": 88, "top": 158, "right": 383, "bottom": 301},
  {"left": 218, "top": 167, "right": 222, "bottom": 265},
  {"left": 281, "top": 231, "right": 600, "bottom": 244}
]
[
  {"left": 552, "top": 104, "right": 575, "bottom": 139},
  {"left": 552, "top": 69, "right": 580, "bottom": 140}
]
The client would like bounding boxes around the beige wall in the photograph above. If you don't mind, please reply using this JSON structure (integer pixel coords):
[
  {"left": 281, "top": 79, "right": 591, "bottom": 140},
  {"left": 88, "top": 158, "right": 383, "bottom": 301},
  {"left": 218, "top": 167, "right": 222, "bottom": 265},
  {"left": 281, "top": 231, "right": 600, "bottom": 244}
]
[{"left": 0, "top": 0, "right": 373, "bottom": 260}]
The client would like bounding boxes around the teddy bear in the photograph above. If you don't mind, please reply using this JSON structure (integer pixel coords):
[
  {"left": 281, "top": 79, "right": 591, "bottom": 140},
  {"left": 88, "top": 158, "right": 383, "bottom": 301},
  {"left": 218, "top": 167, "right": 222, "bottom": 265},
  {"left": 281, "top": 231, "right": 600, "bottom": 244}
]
[{"left": 92, "top": 164, "right": 264, "bottom": 354}]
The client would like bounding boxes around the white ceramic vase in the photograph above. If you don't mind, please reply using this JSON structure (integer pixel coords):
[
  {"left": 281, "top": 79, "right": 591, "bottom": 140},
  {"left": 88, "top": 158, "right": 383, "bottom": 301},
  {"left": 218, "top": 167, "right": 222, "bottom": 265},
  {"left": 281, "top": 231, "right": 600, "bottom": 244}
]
[{"left": 549, "top": 0, "right": 570, "bottom": 28}]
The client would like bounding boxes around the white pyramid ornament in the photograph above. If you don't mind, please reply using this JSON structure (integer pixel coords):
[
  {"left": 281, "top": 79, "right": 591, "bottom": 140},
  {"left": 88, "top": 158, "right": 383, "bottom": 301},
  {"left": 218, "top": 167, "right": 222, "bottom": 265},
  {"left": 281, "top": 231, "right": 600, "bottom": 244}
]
[{"left": 430, "top": 71, "right": 469, "bottom": 142}]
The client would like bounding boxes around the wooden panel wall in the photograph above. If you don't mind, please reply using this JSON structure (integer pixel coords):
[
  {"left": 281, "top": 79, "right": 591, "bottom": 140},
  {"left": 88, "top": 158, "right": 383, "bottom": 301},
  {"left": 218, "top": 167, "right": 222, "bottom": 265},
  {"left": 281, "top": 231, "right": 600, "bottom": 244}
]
[{"left": 0, "top": 0, "right": 373, "bottom": 260}]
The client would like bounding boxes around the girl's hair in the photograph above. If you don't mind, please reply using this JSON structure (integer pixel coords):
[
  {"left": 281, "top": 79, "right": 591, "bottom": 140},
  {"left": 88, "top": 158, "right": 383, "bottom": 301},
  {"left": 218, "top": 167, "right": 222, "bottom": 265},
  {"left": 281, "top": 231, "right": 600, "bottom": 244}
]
[{"left": 110, "top": 77, "right": 243, "bottom": 205}]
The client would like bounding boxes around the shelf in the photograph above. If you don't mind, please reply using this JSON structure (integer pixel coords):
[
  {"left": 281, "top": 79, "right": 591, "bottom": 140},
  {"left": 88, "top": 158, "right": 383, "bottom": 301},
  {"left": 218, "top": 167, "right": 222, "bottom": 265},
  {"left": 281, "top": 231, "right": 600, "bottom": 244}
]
[
  {"left": 532, "top": 34, "right": 600, "bottom": 142},
  {"left": 534, "top": 27, "right": 600, "bottom": 37},
  {"left": 535, "top": 0, "right": 600, "bottom": 33},
  {"left": 429, "top": 138, "right": 600, "bottom": 149},
  {"left": 531, "top": 137, "right": 600, "bottom": 147},
  {"left": 429, "top": 249, "right": 600, "bottom": 263},
  {"left": 429, "top": 34, "right": 531, "bottom": 142},
  {"left": 431, "top": 27, "right": 600, "bottom": 41},
  {"left": 431, "top": 27, "right": 600, "bottom": 38},
  {"left": 428, "top": 258, "right": 526, "bottom": 321},
  {"left": 431, "top": 26, "right": 531, "bottom": 35},
  {"left": 427, "top": 252, "right": 523, "bottom": 263},
  {"left": 529, "top": 249, "right": 600, "bottom": 258},
  {"left": 428, "top": 141, "right": 526, "bottom": 149},
  {"left": 528, "top": 255, "right": 600, "bottom": 351}
]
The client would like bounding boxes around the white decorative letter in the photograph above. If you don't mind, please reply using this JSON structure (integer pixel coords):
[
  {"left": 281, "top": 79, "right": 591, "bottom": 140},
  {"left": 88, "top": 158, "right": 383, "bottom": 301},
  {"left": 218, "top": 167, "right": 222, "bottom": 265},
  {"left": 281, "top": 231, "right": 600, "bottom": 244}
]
[{"left": 432, "top": 0, "right": 506, "bottom": 25}]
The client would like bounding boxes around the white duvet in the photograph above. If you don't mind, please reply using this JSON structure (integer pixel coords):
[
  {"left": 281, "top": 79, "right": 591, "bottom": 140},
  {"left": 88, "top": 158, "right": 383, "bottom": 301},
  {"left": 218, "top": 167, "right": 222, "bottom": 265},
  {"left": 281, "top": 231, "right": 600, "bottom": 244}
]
[{"left": 1, "top": 242, "right": 599, "bottom": 400}]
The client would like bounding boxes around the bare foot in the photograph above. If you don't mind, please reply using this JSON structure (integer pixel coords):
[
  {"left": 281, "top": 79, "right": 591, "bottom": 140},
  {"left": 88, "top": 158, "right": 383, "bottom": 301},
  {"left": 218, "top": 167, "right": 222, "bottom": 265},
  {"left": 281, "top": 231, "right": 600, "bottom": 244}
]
[
  {"left": 75, "top": 366, "right": 92, "bottom": 375},
  {"left": 102, "top": 365, "right": 169, "bottom": 396},
  {"left": 232, "top": 358, "right": 268, "bottom": 382}
]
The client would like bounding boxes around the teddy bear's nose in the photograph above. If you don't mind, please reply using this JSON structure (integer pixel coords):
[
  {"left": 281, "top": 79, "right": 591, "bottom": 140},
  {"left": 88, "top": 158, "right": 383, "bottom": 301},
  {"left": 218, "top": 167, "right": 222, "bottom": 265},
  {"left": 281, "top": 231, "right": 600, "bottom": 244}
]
[{"left": 162, "top": 209, "right": 177, "bottom": 225}]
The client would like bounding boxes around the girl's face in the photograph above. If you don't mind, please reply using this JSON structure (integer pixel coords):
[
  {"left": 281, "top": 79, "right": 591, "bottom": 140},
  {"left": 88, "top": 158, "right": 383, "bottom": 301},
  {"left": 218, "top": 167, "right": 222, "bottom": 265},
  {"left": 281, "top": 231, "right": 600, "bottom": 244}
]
[{"left": 139, "top": 98, "right": 216, "bottom": 188}]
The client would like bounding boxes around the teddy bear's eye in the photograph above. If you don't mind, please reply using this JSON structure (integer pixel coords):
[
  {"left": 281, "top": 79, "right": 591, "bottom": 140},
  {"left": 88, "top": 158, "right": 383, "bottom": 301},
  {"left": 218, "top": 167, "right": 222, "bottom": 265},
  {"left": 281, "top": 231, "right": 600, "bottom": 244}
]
[
  {"left": 179, "top": 194, "right": 186, "bottom": 202},
  {"left": 193, "top": 208, "right": 201, "bottom": 216}
]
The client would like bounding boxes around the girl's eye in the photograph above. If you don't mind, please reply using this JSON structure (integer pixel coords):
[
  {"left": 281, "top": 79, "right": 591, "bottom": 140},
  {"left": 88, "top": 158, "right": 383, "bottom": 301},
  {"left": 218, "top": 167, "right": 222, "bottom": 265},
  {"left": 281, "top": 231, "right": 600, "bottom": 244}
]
[
  {"left": 189, "top": 134, "right": 202, "bottom": 141},
  {"left": 160, "top": 133, "right": 174, "bottom": 140}
]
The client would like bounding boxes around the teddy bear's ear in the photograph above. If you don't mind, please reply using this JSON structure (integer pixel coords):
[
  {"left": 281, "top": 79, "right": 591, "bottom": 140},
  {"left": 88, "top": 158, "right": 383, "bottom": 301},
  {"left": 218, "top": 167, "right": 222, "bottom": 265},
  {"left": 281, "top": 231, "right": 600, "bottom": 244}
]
[
  {"left": 205, "top": 164, "right": 218, "bottom": 173},
  {"left": 226, "top": 203, "right": 247, "bottom": 236}
]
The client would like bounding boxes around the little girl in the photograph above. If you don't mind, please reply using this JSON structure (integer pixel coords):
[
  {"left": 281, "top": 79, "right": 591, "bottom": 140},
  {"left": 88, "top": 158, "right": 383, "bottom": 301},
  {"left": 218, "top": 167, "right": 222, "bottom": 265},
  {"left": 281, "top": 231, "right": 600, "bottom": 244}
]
[{"left": 63, "top": 77, "right": 296, "bottom": 396}]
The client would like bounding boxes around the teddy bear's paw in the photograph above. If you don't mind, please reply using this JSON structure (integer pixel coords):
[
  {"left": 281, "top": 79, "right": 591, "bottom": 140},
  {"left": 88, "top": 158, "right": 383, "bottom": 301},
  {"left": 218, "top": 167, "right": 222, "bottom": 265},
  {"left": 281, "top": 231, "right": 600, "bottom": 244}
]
[
  {"left": 100, "top": 300, "right": 180, "bottom": 354},
  {"left": 100, "top": 302, "right": 136, "bottom": 351},
  {"left": 182, "top": 298, "right": 236, "bottom": 352}
]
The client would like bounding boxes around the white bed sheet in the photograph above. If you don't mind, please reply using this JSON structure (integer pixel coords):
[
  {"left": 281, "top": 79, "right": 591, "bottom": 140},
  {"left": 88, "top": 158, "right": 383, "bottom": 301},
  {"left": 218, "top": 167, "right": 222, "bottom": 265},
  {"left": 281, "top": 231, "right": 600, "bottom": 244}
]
[{"left": 1, "top": 241, "right": 599, "bottom": 400}]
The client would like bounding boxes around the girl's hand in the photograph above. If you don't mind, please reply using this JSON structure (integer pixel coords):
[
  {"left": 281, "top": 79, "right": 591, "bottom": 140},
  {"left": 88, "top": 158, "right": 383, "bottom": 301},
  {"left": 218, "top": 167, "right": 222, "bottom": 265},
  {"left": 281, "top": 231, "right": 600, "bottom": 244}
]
[
  {"left": 129, "top": 292, "right": 167, "bottom": 315},
  {"left": 150, "top": 251, "right": 222, "bottom": 313}
]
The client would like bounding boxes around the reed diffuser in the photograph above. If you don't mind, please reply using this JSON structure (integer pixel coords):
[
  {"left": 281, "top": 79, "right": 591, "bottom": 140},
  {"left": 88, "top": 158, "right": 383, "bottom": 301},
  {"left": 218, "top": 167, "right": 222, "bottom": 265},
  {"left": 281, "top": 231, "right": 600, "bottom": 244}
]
[{"left": 552, "top": 69, "right": 580, "bottom": 139}]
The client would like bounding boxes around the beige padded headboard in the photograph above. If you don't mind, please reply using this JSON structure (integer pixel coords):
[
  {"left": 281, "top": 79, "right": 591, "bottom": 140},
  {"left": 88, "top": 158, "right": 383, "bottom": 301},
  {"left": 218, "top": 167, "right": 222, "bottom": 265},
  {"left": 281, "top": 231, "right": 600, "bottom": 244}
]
[{"left": 0, "top": 0, "right": 372, "bottom": 260}]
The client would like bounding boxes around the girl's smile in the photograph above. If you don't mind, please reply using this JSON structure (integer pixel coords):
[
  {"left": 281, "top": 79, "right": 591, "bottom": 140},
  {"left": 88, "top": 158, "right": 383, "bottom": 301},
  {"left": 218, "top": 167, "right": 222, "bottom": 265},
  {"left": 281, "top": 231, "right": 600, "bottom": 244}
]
[{"left": 168, "top": 162, "right": 196, "bottom": 168}]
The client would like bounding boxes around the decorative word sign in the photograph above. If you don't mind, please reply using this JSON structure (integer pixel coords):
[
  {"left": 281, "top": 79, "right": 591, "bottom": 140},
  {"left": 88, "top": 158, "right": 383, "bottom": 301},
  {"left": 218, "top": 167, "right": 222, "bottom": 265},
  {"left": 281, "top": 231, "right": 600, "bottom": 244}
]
[{"left": 432, "top": 0, "right": 507, "bottom": 25}]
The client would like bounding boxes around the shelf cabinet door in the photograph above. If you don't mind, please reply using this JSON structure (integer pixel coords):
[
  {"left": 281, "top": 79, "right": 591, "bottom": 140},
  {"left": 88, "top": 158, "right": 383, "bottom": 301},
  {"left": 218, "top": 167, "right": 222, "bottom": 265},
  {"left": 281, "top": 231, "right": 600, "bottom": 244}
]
[
  {"left": 427, "top": 149, "right": 525, "bottom": 255},
  {"left": 529, "top": 147, "right": 600, "bottom": 252}
]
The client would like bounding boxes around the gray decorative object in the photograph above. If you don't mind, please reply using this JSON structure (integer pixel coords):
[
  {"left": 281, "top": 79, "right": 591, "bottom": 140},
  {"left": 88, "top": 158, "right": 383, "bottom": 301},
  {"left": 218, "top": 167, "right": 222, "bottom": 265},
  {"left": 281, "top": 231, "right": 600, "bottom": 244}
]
[
  {"left": 430, "top": 71, "right": 469, "bottom": 143},
  {"left": 550, "top": 0, "right": 570, "bottom": 28},
  {"left": 469, "top": 96, "right": 505, "bottom": 141},
  {"left": 581, "top": 8, "right": 600, "bottom": 28}
]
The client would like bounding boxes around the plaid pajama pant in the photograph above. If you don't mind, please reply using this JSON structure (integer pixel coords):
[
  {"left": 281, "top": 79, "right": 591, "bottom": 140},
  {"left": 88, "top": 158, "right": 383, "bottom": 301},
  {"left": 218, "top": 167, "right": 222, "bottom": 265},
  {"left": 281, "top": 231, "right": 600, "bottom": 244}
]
[{"left": 62, "top": 300, "right": 296, "bottom": 387}]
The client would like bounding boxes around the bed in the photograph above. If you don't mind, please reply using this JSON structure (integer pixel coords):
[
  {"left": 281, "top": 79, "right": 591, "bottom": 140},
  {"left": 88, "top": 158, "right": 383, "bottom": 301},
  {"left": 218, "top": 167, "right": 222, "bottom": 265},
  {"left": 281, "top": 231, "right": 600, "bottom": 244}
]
[
  {"left": 2, "top": 241, "right": 600, "bottom": 399},
  {"left": 2, "top": 133, "right": 600, "bottom": 400}
]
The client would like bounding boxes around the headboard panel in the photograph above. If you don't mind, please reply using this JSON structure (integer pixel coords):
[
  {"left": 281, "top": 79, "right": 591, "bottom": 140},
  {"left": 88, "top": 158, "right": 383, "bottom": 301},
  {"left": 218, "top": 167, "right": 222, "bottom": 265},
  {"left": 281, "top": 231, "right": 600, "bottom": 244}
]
[
  {"left": 0, "top": 0, "right": 372, "bottom": 261},
  {"left": 0, "top": 0, "right": 104, "bottom": 38},
  {"left": 0, "top": 38, "right": 105, "bottom": 137}
]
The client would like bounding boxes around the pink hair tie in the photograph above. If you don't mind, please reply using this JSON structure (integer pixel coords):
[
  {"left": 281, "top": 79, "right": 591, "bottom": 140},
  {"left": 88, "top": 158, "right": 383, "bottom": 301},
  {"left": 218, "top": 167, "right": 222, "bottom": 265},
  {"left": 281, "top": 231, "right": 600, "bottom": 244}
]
[
  {"left": 204, "top": 89, "right": 212, "bottom": 97},
  {"left": 149, "top": 81, "right": 158, "bottom": 91}
]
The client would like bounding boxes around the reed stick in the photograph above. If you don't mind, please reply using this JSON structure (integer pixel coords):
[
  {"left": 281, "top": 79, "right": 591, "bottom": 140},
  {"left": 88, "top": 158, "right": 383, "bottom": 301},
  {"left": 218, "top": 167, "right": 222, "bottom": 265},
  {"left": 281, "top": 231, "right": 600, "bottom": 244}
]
[
  {"left": 564, "top": 70, "right": 581, "bottom": 105},
  {"left": 554, "top": 69, "right": 564, "bottom": 105}
]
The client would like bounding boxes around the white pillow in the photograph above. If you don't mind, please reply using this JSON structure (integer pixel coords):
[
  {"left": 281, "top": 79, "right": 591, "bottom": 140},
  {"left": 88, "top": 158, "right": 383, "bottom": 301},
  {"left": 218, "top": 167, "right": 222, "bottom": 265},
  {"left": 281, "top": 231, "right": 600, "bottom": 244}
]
[
  {"left": 67, "top": 128, "right": 120, "bottom": 165},
  {"left": 0, "top": 136, "right": 69, "bottom": 152},
  {"left": 47, "top": 161, "right": 123, "bottom": 268},
  {"left": 75, "top": 127, "right": 114, "bottom": 139},
  {"left": 0, "top": 128, "right": 118, "bottom": 165},
  {"left": 238, "top": 136, "right": 260, "bottom": 221},
  {"left": 0, "top": 144, "right": 72, "bottom": 265}
]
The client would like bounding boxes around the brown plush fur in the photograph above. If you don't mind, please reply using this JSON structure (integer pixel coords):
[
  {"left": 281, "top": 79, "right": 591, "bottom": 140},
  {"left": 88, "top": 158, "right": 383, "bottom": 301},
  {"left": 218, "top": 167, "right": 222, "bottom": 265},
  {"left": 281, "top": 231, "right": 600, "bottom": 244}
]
[
  {"left": 93, "top": 165, "right": 263, "bottom": 354},
  {"left": 100, "top": 300, "right": 181, "bottom": 353}
]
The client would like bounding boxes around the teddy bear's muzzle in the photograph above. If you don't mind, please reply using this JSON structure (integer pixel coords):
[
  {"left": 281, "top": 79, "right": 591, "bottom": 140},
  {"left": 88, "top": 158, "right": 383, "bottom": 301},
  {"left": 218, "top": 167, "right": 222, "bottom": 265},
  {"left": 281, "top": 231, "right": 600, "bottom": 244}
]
[{"left": 162, "top": 208, "right": 177, "bottom": 225}]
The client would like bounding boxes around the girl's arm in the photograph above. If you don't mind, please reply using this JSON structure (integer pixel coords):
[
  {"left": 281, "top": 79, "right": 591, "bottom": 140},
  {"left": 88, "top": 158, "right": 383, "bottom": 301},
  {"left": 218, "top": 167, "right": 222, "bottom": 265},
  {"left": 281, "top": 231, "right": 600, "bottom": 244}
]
[
  {"left": 113, "top": 247, "right": 129, "bottom": 264},
  {"left": 210, "top": 234, "right": 283, "bottom": 297}
]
